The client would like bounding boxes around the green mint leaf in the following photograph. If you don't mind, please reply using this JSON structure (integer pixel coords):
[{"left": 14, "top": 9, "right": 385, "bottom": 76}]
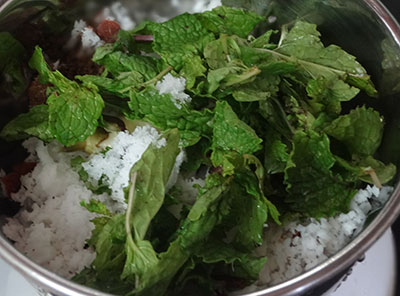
[
  {"left": 128, "top": 86, "right": 213, "bottom": 147},
  {"left": 250, "top": 29, "right": 278, "bottom": 48},
  {"left": 76, "top": 75, "right": 130, "bottom": 97},
  {"left": 179, "top": 55, "right": 207, "bottom": 90},
  {"left": 92, "top": 47, "right": 161, "bottom": 81},
  {"left": 0, "top": 104, "right": 52, "bottom": 141},
  {"left": 284, "top": 130, "right": 356, "bottom": 217},
  {"left": 91, "top": 213, "right": 127, "bottom": 276},
  {"left": 231, "top": 73, "right": 281, "bottom": 102},
  {"left": 147, "top": 13, "right": 215, "bottom": 70},
  {"left": 212, "top": 101, "right": 262, "bottom": 155},
  {"left": 204, "top": 34, "right": 242, "bottom": 70},
  {"left": 187, "top": 173, "right": 231, "bottom": 222},
  {"left": 324, "top": 106, "right": 384, "bottom": 156},
  {"left": 80, "top": 199, "right": 112, "bottom": 216},
  {"left": 129, "top": 129, "right": 180, "bottom": 240},
  {"left": 195, "top": 240, "right": 266, "bottom": 280},
  {"left": 306, "top": 76, "right": 360, "bottom": 114},
  {"left": 277, "top": 21, "right": 377, "bottom": 96},
  {"left": 196, "top": 6, "right": 264, "bottom": 38},
  {"left": 258, "top": 98, "right": 295, "bottom": 140},
  {"left": 230, "top": 172, "right": 268, "bottom": 250},
  {"left": 264, "top": 131, "right": 290, "bottom": 174},
  {"left": 357, "top": 156, "right": 396, "bottom": 185},
  {"left": 337, "top": 155, "right": 397, "bottom": 186},
  {"left": 29, "top": 46, "right": 104, "bottom": 146},
  {"left": 133, "top": 174, "right": 232, "bottom": 296},
  {"left": 250, "top": 21, "right": 377, "bottom": 97}
]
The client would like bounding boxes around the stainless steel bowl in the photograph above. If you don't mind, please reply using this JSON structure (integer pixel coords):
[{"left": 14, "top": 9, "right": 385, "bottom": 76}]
[{"left": 0, "top": 0, "right": 400, "bottom": 295}]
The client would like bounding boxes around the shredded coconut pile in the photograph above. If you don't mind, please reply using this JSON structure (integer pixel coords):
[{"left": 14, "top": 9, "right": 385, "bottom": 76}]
[
  {"left": 2, "top": 138, "right": 99, "bottom": 278},
  {"left": 82, "top": 125, "right": 166, "bottom": 208},
  {"left": 252, "top": 185, "right": 393, "bottom": 288},
  {"left": 2, "top": 125, "right": 176, "bottom": 278},
  {"left": 156, "top": 74, "right": 192, "bottom": 109}
]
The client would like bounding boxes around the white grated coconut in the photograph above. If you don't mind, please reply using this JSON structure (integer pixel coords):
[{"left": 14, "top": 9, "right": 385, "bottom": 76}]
[
  {"left": 156, "top": 73, "right": 192, "bottom": 109},
  {"left": 82, "top": 125, "right": 166, "bottom": 208},
  {"left": 2, "top": 138, "right": 100, "bottom": 278}
]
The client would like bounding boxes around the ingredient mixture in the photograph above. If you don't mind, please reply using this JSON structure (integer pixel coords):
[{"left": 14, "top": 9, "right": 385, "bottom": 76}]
[{"left": 0, "top": 2, "right": 396, "bottom": 296}]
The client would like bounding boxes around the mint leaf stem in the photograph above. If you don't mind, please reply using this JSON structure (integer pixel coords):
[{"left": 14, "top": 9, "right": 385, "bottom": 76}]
[{"left": 143, "top": 66, "right": 174, "bottom": 86}]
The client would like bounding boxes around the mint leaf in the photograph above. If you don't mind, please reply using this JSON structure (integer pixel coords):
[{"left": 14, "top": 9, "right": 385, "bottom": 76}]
[
  {"left": 147, "top": 13, "right": 215, "bottom": 70},
  {"left": 0, "top": 104, "right": 52, "bottom": 141},
  {"left": 81, "top": 199, "right": 112, "bottom": 216},
  {"left": 250, "top": 29, "right": 277, "bottom": 49},
  {"left": 92, "top": 48, "right": 161, "bottom": 81},
  {"left": 324, "top": 106, "right": 384, "bottom": 156},
  {"left": 284, "top": 130, "right": 356, "bottom": 217},
  {"left": 230, "top": 172, "right": 268, "bottom": 250},
  {"left": 306, "top": 76, "right": 360, "bottom": 114},
  {"left": 179, "top": 55, "right": 207, "bottom": 90},
  {"left": 29, "top": 46, "right": 104, "bottom": 146},
  {"left": 196, "top": 6, "right": 263, "bottom": 38},
  {"left": 128, "top": 86, "right": 213, "bottom": 147},
  {"left": 121, "top": 130, "right": 180, "bottom": 286},
  {"left": 277, "top": 21, "right": 377, "bottom": 97},
  {"left": 195, "top": 240, "right": 266, "bottom": 280},
  {"left": 356, "top": 156, "right": 396, "bottom": 185},
  {"left": 250, "top": 21, "right": 377, "bottom": 97},
  {"left": 90, "top": 213, "right": 126, "bottom": 277},
  {"left": 129, "top": 129, "right": 180, "bottom": 240},
  {"left": 231, "top": 73, "right": 281, "bottom": 102},
  {"left": 204, "top": 35, "right": 242, "bottom": 70},
  {"left": 212, "top": 101, "right": 262, "bottom": 155},
  {"left": 76, "top": 75, "right": 130, "bottom": 97},
  {"left": 264, "top": 135, "right": 290, "bottom": 174},
  {"left": 336, "top": 155, "right": 396, "bottom": 186},
  {"left": 133, "top": 174, "right": 232, "bottom": 296}
]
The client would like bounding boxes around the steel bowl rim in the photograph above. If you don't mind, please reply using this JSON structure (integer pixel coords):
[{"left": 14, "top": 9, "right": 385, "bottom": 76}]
[{"left": 0, "top": 0, "right": 400, "bottom": 295}]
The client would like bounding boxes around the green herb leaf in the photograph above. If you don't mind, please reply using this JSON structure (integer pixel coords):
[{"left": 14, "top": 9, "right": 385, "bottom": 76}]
[
  {"left": 284, "top": 130, "right": 356, "bottom": 217},
  {"left": 29, "top": 46, "right": 104, "bottom": 146},
  {"left": 195, "top": 240, "right": 266, "bottom": 280},
  {"left": 80, "top": 199, "right": 112, "bottom": 216},
  {"left": 128, "top": 86, "right": 213, "bottom": 147},
  {"left": 212, "top": 101, "right": 262, "bottom": 155},
  {"left": 0, "top": 104, "right": 52, "bottom": 141},
  {"left": 277, "top": 21, "right": 377, "bottom": 96},
  {"left": 147, "top": 13, "right": 215, "bottom": 70},
  {"left": 129, "top": 129, "right": 180, "bottom": 240},
  {"left": 133, "top": 174, "right": 232, "bottom": 296},
  {"left": 324, "top": 106, "right": 384, "bottom": 156},
  {"left": 306, "top": 76, "right": 360, "bottom": 114},
  {"left": 196, "top": 6, "right": 263, "bottom": 38}
]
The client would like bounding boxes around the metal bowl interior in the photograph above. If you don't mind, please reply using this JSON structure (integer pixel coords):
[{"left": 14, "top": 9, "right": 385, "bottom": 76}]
[{"left": 0, "top": 0, "right": 400, "bottom": 295}]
